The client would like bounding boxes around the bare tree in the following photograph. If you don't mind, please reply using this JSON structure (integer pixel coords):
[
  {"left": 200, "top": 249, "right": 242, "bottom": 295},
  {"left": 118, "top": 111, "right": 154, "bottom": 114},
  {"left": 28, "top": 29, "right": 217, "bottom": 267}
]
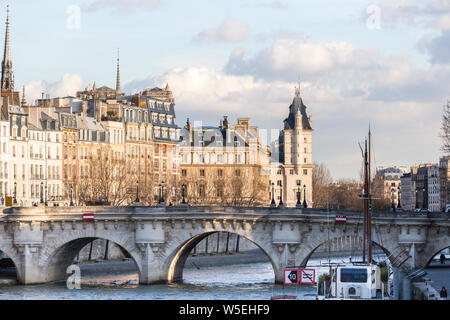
[
  {"left": 312, "top": 162, "right": 333, "bottom": 208},
  {"left": 371, "top": 173, "right": 391, "bottom": 211},
  {"left": 76, "top": 145, "right": 131, "bottom": 206},
  {"left": 328, "top": 179, "right": 364, "bottom": 210}
]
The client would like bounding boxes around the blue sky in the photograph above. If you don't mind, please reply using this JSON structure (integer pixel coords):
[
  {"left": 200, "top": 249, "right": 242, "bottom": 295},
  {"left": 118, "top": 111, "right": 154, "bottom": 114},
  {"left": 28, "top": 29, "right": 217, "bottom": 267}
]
[{"left": 3, "top": 0, "right": 450, "bottom": 179}]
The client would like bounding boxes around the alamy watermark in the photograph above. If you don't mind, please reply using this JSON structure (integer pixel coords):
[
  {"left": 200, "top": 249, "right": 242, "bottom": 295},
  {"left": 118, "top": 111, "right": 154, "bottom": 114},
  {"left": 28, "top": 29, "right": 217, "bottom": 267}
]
[
  {"left": 66, "top": 5, "right": 81, "bottom": 30},
  {"left": 66, "top": 264, "right": 81, "bottom": 289},
  {"left": 366, "top": 4, "right": 381, "bottom": 30}
]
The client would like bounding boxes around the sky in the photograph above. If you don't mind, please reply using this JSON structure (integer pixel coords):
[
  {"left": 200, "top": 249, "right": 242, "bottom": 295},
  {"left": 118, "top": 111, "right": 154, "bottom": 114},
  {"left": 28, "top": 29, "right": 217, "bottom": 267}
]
[{"left": 2, "top": 0, "right": 450, "bottom": 180}]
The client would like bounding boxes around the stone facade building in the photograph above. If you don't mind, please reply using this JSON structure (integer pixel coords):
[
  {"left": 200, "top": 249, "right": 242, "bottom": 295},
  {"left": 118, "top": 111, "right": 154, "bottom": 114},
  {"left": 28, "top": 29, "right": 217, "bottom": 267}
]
[
  {"left": 270, "top": 87, "right": 313, "bottom": 207},
  {"left": 400, "top": 169, "right": 417, "bottom": 211},
  {"left": 439, "top": 156, "right": 450, "bottom": 211},
  {"left": 376, "top": 166, "right": 409, "bottom": 208},
  {"left": 179, "top": 117, "right": 270, "bottom": 206}
]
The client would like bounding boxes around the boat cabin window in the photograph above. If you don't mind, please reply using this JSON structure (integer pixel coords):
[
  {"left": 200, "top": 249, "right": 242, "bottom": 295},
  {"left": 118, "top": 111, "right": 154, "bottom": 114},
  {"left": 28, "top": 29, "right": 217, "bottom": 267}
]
[{"left": 340, "top": 269, "right": 367, "bottom": 283}]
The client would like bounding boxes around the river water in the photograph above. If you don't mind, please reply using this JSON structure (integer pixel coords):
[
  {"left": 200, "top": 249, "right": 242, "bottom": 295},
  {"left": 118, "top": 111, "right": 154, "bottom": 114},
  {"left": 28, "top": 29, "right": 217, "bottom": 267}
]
[
  {"left": 0, "top": 254, "right": 390, "bottom": 300},
  {"left": 0, "top": 262, "right": 317, "bottom": 300}
]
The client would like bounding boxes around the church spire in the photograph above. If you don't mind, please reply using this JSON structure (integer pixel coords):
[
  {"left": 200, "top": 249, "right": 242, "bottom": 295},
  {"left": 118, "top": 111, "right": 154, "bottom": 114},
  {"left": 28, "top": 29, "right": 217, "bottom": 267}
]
[
  {"left": 1, "top": 5, "right": 13, "bottom": 92},
  {"left": 115, "top": 48, "right": 120, "bottom": 96}
]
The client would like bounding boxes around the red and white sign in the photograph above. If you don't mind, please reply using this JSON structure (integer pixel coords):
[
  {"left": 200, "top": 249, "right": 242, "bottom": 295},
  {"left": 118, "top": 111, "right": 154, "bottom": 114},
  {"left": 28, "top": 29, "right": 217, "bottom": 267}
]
[
  {"left": 283, "top": 269, "right": 299, "bottom": 285},
  {"left": 83, "top": 213, "right": 95, "bottom": 221},
  {"left": 335, "top": 215, "right": 347, "bottom": 223},
  {"left": 300, "top": 268, "right": 316, "bottom": 284}
]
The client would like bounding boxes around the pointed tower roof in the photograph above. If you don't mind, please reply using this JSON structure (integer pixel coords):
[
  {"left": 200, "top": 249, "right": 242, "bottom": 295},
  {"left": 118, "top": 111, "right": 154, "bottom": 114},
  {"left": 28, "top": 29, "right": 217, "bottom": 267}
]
[
  {"left": 1, "top": 5, "right": 13, "bottom": 92},
  {"left": 283, "top": 85, "right": 312, "bottom": 130},
  {"left": 165, "top": 82, "right": 170, "bottom": 91},
  {"left": 116, "top": 48, "right": 121, "bottom": 95}
]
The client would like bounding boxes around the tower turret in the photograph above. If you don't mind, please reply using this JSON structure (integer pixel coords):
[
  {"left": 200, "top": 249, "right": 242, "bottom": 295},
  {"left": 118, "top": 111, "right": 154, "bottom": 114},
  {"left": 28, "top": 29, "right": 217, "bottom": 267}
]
[{"left": 1, "top": 5, "right": 13, "bottom": 93}]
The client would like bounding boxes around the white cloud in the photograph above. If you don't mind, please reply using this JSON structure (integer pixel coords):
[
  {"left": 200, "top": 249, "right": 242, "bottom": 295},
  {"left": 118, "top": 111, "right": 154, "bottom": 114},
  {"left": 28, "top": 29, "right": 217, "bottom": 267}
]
[
  {"left": 366, "top": 0, "right": 450, "bottom": 30},
  {"left": 194, "top": 18, "right": 248, "bottom": 43},
  {"left": 24, "top": 74, "right": 85, "bottom": 104},
  {"left": 225, "top": 38, "right": 381, "bottom": 82}
]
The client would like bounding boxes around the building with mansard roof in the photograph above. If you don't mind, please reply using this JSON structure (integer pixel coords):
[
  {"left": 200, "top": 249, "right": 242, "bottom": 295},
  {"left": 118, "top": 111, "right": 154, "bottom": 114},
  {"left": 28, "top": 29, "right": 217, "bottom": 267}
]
[{"left": 179, "top": 116, "right": 270, "bottom": 206}]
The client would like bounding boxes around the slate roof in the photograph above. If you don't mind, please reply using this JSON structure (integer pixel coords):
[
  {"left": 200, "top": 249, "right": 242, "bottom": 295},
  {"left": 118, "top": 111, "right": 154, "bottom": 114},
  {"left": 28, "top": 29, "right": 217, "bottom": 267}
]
[
  {"left": 180, "top": 126, "right": 252, "bottom": 148},
  {"left": 283, "top": 92, "right": 312, "bottom": 130}
]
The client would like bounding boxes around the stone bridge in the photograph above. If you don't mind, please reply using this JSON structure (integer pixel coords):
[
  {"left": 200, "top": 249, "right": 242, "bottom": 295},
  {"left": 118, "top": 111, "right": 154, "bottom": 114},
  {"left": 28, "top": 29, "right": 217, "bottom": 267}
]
[{"left": 0, "top": 206, "right": 448, "bottom": 285}]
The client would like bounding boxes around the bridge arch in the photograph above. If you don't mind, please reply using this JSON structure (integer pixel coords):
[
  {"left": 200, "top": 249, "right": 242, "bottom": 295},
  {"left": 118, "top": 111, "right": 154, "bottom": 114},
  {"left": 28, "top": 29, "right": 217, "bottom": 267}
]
[
  {"left": 299, "top": 235, "right": 392, "bottom": 267},
  {"left": 42, "top": 233, "right": 142, "bottom": 283},
  {"left": 0, "top": 246, "right": 21, "bottom": 283},
  {"left": 164, "top": 230, "right": 278, "bottom": 284},
  {"left": 424, "top": 245, "right": 450, "bottom": 267}
]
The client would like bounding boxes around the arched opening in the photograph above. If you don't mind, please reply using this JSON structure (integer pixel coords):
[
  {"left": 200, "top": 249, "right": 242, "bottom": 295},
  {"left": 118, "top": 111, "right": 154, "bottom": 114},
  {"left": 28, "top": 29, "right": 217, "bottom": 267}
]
[
  {"left": 302, "top": 237, "right": 391, "bottom": 267},
  {"left": 45, "top": 237, "right": 140, "bottom": 286},
  {"left": 425, "top": 246, "right": 450, "bottom": 268},
  {"left": 166, "top": 232, "right": 275, "bottom": 286},
  {"left": 0, "top": 249, "right": 18, "bottom": 285}
]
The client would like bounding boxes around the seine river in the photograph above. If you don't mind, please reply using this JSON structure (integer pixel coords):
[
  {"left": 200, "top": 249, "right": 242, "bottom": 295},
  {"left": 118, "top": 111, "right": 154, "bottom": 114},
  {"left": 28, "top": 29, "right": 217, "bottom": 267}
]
[
  {"left": 0, "top": 262, "right": 320, "bottom": 300},
  {"left": 0, "top": 254, "right": 390, "bottom": 300}
]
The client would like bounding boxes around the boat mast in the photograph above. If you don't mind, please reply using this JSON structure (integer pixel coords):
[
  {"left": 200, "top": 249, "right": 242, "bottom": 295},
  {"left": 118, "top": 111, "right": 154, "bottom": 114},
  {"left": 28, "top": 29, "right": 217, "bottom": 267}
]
[{"left": 364, "top": 138, "right": 372, "bottom": 264}]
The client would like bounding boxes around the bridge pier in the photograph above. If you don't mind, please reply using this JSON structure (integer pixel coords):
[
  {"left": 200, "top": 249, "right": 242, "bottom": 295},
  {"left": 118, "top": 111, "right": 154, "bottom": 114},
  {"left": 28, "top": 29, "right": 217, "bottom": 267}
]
[
  {"left": 13, "top": 222, "right": 45, "bottom": 284},
  {"left": 137, "top": 243, "right": 167, "bottom": 284},
  {"left": 15, "top": 244, "right": 44, "bottom": 284}
]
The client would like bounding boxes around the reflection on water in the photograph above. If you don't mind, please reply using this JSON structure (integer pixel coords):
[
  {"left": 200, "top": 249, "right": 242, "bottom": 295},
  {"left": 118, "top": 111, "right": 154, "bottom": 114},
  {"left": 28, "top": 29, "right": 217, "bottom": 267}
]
[{"left": 0, "top": 262, "right": 317, "bottom": 300}]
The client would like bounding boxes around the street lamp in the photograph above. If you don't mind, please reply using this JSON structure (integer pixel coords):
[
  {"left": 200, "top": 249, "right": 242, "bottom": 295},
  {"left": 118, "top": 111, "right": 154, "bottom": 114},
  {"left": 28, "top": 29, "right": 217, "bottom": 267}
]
[
  {"left": 278, "top": 182, "right": 283, "bottom": 208},
  {"left": 296, "top": 181, "right": 301, "bottom": 207},
  {"left": 159, "top": 181, "right": 165, "bottom": 204},
  {"left": 135, "top": 180, "right": 140, "bottom": 204},
  {"left": 40, "top": 182, "right": 44, "bottom": 203},
  {"left": 270, "top": 182, "right": 276, "bottom": 207},
  {"left": 422, "top": 187, "right": 426, "bottom": 209},
  {"left": 415, "top": 188, "right": 418, "bottom": 210},
  {"left": 13, "top": 182, "right": 17, "bottom": 204},
  {"left": 44, "top": 185, "right": 48, "bottom": 206},
  {"left": 303, "top": 184, "right": 307, "bottom": 208},
  {"left": 70, "top": 184, "right": 73, "bottom": 206},
  {"left": 391, "top": 188, "right": 395, "bottom": 212},
  {"left": 181, "top": 184, "right": 186, "bottom": 204},
  {"left": 397, "top": 187, "right": 401, "bottom": 209}
]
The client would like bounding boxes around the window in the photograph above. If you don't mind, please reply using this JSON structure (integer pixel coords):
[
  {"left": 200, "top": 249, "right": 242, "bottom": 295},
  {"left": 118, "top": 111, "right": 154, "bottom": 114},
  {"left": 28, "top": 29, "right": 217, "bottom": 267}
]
[
  {"left": 199, "top": 184, "right": 205, "bottom": 197},
  {"left": 182, "top": 169, "right": 187, "bottom": 177},
  {"left": 235, "top": 169, "right": 240, "bottom": 177},
  {"left": 200, "top": 169, "right": 205, "bottom": 177},
  {"left": 217, "top": 154, "right": 223, "bottom": 163},
  {"left": 217, "top": 169, "right": 223, "bottom": 177},
  {"left": 340, "top": 269, "right": 368, "bottom": 283},
  {"left": 303, "top": 169, "right": 308, "bottom": 175},
  {"left": 290, "top": 169, "right": 294, "bottom": 175},
  {"left": 216, "top": 186, "right": 223, "bottom": 197}
]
